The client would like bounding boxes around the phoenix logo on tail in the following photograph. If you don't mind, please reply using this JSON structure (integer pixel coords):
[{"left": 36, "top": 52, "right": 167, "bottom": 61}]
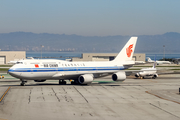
[{"left": 126, "top": 44, "right": 133, "bottom": 57}]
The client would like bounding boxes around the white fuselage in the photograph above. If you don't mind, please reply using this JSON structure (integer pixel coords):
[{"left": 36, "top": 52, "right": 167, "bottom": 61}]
[
  {"left": 156, "top": 61, "right": 171, "bottom": 64},
  {"left": 147, "top": 58, "right": 171, "bottom": 65},
  {"left": 8, "top": 59, "right": 133, "bottom": 80},
  {"left": 138, "top": 68, "right": 157, "bottom": 77}
]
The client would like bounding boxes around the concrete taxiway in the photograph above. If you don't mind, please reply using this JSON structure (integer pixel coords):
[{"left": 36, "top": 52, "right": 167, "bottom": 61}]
[{"left": 0, "top": 74, "right": 180, "bottom": 120}]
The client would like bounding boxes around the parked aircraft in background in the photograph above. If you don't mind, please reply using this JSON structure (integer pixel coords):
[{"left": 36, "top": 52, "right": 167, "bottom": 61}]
[
  {"left": 7, "top": 61, "right": 17, "bottom": 64},
  {"left": 8, "top": 37, "right": 138, "bottom": 86},
  {"left": 135, "top": 63, "right": 158, "bottom": 79},
  {"left": 172, "top": 58, "right": 180, "bottom": 65},
  {"left": 147, "top": 57, "right": 171, "bottom": 65}
]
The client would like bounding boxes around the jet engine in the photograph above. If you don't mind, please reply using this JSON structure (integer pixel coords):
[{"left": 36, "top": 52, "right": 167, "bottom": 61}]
[
  {"left": 135, "top": 73, "right": 140, "bottom": 78},
  {"left": 152, "top": 74, "right": 158, "bottom": 79},
  {"left": 34, "top": 80, "right": 46, "bottom": 82},
  {"left": 112, "top": 71, "right": 126, "bottom": 81},
  {"left": 78, "top": 74, "right": 94, "bottom": 85}
]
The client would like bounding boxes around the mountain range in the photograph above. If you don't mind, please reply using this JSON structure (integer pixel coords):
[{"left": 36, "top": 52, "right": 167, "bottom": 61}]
[{"left": 0, "top": 32, "right": 180, "bottom": 53}]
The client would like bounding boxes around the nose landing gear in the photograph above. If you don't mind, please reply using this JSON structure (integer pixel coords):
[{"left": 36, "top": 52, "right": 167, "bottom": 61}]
[{"left": 20, "top": 79, "right": 27, "bottom": 86}]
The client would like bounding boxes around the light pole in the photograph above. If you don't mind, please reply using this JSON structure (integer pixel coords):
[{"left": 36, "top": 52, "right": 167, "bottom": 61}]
[
  {"left": 41, "top": 45, "right": 44, "bottom": 59},
  {"left": 163, "top": 45, "right": 165, "bottom": 60}
]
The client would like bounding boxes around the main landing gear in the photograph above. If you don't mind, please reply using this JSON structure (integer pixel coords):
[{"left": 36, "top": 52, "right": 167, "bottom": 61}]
[
  {"left": 70, "top": 80, "right": 80, "bottom": 85},
  {"left": 59, "top": 80, "right": 66, "bottom": 85},
  {"left": 59, "top": 79, "right": 80, "bottom": 85},
  {"left": 20, "top": 79, "right": 27, "bottom": 86}
]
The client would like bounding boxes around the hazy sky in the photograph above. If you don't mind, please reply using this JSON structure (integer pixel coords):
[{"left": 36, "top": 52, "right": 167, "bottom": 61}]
[{"left": 1, "top": 0, "right": 180, "bottom": 36}]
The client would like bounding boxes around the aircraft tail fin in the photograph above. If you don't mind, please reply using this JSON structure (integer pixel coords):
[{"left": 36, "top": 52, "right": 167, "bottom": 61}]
[
  {"left": 113, "top": 37, "right": 137, "bottom": 62},
  {"left": 152, "top": 62, "right": 156, "bottom": 68},
  {"left": 147, "top": 57, "right": 154, "bottom": 62}
]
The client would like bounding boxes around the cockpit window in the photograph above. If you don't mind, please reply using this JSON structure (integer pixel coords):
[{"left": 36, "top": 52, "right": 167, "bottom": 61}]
[{"left": 16, "top": 62, "right": 23, "bottom": 64}]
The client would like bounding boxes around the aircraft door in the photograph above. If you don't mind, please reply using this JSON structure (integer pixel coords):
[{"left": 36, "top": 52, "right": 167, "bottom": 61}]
[{"left": 31, "top": 68, "right": 33, "bottom": 75}]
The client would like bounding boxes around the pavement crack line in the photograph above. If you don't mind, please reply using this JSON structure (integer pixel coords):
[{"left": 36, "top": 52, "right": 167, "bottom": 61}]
[
  {"left": 62, "top": 87, "right": 67, "bottom": 94},
  {"left": 73, "top": 86, "right": 88, "bottom": 103},
  {"left": 0, "top": 87, "right": 11, "bottom": 103},
  {"left": 149, "top": 103, "right": 180, "bottom": 119},
  {"left": 28, "top": 89, "right": 31, "bottom": 104},
  {"left": 51, "top": 88, "right": 60, "bottom": 102}
]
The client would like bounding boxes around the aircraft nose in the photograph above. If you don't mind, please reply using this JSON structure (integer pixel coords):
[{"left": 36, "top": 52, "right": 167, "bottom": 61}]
[
  {"left": 8, "top": 67, "right": 23, "bottom": 79},
  {"left": 8, "top": 68, "right": 13, "bottom": 74},
  {"left": 8, "top": 67, "right": 13, "bottom": 74},
  {"left": 8, "top": 68, "right": 17, "bottom": 77}
]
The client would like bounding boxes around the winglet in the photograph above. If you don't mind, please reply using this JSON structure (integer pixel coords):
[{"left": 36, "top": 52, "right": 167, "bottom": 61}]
[{"left": 113, "top": 37, "right": 138, "bottom": 61}]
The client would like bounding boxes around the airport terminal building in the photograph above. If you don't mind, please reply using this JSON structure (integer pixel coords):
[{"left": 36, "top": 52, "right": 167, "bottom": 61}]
[
  {"left": 72, "top": 53, "right": 145, "bottom": 62},
  {"left": 0, "top": 51, "right": 145, "bottom": 64},
  {"left": 0, "top": 51, "right": 26, "bottom": 64}
]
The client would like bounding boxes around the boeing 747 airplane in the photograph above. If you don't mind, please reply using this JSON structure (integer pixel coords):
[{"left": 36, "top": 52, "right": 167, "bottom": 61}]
[{"left": 8, "top": 37, "right": 137, "bottom": 86}]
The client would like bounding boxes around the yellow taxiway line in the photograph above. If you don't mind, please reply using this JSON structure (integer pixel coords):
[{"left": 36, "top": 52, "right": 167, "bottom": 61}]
[{"left": 0, "top": 87, "right": 11, "bottom": 102}]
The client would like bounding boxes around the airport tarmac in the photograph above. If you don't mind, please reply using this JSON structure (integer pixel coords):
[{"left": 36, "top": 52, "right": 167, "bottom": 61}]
[{"left": 0, "top": 74, "right": 180, "bottom": 120}]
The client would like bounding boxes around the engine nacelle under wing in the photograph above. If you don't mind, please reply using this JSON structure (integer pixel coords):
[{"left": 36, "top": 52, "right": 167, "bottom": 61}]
[
  {"left": 78, "top": 74, "right": 94, "bottom": 84},
  {"left": 135, "top": 73, "right": 140, "bottom": 77},
  {"left": 112, "top": 71, "right": 126, "bottom": 81},
  {"left": 153, "top": 74, "right": 158, "bottom": 78}
]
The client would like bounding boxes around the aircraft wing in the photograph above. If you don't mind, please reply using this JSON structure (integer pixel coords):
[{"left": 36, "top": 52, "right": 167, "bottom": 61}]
[{"left": 135, "top": 61, "right": 146, "bottom": 64}]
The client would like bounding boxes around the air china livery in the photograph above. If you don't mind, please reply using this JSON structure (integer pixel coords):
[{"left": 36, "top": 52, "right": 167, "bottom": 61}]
[{"left": 8, "top": 37, "right": 137, "bottom": 86}]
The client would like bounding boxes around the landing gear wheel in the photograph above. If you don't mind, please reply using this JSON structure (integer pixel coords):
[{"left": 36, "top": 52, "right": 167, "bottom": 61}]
[
  {"left": 71, "top": 79, "right": 80, "bottom": 85},
  {"left": 21, "top": 83, "right": 25, "bottom": 86},
  {"left": 59, "top": 80, "right": 66, "bottom": 85},
  {"left": 71, "top": 81, "right": 78, "bottom": 85},
  {"left": 20, "top": 79, "right": 27, "bottom": 86},
  {"left": 20, "top": 81, "right": 26, "bottom": 86},
  {"left": 62, "top": 81, "right": 66, "bottom": 85}
]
